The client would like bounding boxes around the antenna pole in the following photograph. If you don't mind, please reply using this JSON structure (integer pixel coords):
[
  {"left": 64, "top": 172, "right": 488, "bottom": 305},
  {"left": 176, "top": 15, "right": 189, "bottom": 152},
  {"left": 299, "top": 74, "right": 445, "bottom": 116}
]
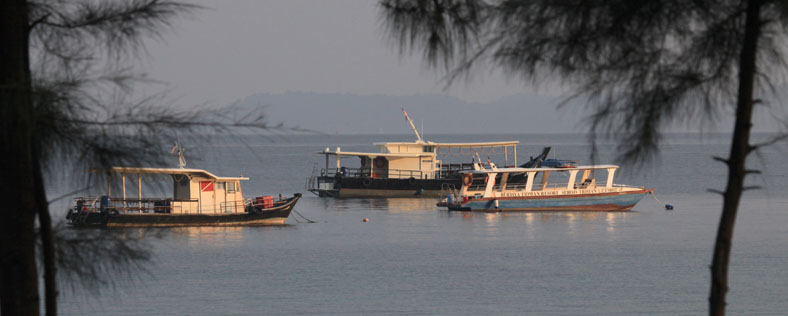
[
  {"left": 176, "top": 135, "right": 187, "bottom": 168},
  {"left": 402, "top": 108, "right": 423, "bottom": 143},
  {"left": 421, "top": 119, "right": 424, "bottom": 141}
]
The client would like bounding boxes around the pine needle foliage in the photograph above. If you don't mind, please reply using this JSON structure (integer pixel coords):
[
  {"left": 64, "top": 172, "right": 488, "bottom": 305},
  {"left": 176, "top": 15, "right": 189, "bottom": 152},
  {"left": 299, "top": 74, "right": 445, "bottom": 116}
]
[
  {"left": 380, "top": 1, "right": 787, "bottom": 315},
  {"left": 380, "top": 0, "right": 787, "bottom": 163},
  {"left": 1, "top": 1, "right": 282, "bottom": 315}
]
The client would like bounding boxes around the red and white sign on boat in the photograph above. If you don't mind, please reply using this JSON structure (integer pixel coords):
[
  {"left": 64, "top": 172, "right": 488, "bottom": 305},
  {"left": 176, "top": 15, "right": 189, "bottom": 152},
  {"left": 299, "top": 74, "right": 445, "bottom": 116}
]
[{"left": 200, "top": 181, "right": 214, "bottom": 192}]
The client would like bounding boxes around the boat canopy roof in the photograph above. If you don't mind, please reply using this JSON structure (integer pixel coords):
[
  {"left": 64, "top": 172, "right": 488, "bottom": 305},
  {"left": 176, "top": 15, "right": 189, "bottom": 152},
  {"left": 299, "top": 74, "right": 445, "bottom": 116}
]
[
  {"left": 462, "top": 165, "right": 620, "bottom": 174},
  {"left": 372, "top": 141, "right": 518, "bottom": 148},
  {"left": 91, "top": 167, "right": 250, "bottom": 181},
  {"left": 318, "top": 151, "right": 433, "bottom": 158}
]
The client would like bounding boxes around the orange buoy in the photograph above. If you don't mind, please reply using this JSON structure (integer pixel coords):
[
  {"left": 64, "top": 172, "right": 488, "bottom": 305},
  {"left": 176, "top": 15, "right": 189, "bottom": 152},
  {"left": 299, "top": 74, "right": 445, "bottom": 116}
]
[{"left": 362, "top": 218, "right": 369, "bottom": 222}]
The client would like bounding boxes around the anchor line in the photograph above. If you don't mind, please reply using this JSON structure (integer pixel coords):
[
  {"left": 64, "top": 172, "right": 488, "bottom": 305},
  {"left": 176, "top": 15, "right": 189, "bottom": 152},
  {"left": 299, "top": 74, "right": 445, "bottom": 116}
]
[
  {"left": 648, "top": 191, "right": 670, "bottom": 210},
  {"left": 292, "top": 209, "right": 316, "bottom": 223}
]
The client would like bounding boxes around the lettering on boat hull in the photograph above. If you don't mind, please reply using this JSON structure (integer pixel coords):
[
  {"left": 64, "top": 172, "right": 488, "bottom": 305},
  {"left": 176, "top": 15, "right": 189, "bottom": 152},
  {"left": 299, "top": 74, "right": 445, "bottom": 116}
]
[{"left": 449, "top": 190, "right": 651, "bottom": 212}]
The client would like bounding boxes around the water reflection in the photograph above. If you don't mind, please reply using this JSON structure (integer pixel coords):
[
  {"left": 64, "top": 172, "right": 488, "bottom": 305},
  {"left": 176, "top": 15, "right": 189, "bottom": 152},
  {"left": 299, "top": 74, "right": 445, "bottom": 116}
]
[
  {"left": 309, "top": 195, "right": 632, "bottom": 241},
  {"left": 323, "top": 197, "right": 440, "bottom": 213},
  {"left": 524, "top": 213, "right": 536, "bottom": 240},
  {"left": 482, "top": 213, "right": 500, "bottom": 239},
  {"left": 384, "top": 198, "right": 441, "bottom": 213},
  {"left": 447, "top": 211, "right": 631, "bottom": 240},
  {"left": 606, "top": 213, "right": 617, "bottom": 234},
  {"left": 567, "top": 213, "right": 577, "bottom": 235},
  {"left": 170, "top": 226, "right": 245, "bottom": 246}
]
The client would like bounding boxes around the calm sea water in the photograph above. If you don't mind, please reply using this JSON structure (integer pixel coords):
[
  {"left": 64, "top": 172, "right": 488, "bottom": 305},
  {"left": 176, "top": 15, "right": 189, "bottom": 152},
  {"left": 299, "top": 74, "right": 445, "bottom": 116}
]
[{"left": 58, "top": 133, "right": 788, "bottom": 315}]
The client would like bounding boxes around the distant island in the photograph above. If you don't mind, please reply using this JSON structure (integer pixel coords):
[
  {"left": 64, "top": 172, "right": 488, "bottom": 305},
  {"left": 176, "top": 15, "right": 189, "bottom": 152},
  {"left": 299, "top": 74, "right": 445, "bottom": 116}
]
[{"left": 224, "top": 92, "right": 582, "bottom": 134}]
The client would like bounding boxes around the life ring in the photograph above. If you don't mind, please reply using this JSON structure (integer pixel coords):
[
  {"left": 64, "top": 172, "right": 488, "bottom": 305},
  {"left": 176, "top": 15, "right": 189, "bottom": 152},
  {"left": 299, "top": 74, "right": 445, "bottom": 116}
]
[
  {"left": 374, "top": 158, "right": 386, "bottom": 168},
  {"left": 408, "top": 177, "right": 416, "bottom": 185},
  {"left": 462, "top": 174, "right": 473, "bottom": 186},
  {"left": 363, "top": 178, "right": 372, "bottom": 187},
  {"left": 484, "top": 175, "right": 489, "bottom": 184}
]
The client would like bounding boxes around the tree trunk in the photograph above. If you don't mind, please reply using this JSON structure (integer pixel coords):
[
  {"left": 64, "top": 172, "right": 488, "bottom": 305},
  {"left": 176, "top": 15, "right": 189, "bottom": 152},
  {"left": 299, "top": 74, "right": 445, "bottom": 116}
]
[
  {"left": 0, "top": 1, "right": 41, "bottom": 316},
  {"left": 35, "top": 146, "right": 57, "bottom": 316},
  {"left": 709, "top": 0, "right": 762, "bottom": 315}
]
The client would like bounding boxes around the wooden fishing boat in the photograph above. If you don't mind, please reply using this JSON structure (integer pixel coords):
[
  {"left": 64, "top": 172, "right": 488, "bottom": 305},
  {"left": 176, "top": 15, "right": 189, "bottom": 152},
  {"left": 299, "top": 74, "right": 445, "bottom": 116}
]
[
  {"left": 306, "top": 110, "right": 533, "bottom": 198},
  {"left": 307, "top": 141, "right": 522, "bottom": 198},
  {"left": 66, "top": 166, "right": 301, "bottom": 227},
  {"left": 440, "top": 164, "right": 652, "bottom": 212}
]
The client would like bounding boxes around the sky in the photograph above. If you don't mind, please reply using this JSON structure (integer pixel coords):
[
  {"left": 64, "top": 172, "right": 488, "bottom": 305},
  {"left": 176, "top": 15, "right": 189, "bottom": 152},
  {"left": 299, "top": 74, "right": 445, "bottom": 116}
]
[
  {"left": 136, "top": 0, "right": 783, "bottom": 134},
  {"left": 139, "top": 0, "right": 541, "bottom": 109}
]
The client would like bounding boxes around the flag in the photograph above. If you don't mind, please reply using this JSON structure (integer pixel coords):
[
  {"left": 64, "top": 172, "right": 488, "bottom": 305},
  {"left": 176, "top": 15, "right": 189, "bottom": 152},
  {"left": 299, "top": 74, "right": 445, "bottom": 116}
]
[
  {"left": 170, "top": 143, "right": 178, "bottom": 154},
  {"left": 200, "top": 181, "right": 214, "bottom": 192},
  {"left": 402, "top": 108, "right": 410, "bottom": 122}
]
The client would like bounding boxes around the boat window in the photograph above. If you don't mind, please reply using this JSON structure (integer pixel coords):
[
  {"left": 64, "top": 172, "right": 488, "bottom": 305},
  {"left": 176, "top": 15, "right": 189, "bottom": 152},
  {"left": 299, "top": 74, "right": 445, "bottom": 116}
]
[
  {"left": 423, "top": 146, "right": 434, "bottom": 153},
  {"left": 172, "top": 174, "right": 190, "bottom": 200},
  {"left": 216, "top": 182, "right": 225, "bottom": 190},
  {"left": 227, "top": 181, "right": 236, "bottom": 193}
]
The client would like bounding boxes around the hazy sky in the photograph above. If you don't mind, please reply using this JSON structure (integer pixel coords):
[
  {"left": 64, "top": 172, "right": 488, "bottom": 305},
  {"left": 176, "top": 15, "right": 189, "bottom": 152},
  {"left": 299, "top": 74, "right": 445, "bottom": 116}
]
[
  {"left": 140, "top": 0, "right": 542, "bottom": 109},
  {"left": 136, "top": 0, "right": 782, "bottom": 134}
]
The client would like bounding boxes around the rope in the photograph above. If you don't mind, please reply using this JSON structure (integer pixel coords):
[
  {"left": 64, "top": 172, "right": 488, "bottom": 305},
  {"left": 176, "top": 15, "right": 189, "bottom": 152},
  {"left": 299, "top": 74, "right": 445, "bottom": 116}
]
[
  {"left": 290, "top": 211, "right": 305, "bottom": 223},
  {"left": 292, "top": 209, "right": 316, "bottom": 223},
  {"left": 648, "top": 191, "right": 672, "bottom": 211}
]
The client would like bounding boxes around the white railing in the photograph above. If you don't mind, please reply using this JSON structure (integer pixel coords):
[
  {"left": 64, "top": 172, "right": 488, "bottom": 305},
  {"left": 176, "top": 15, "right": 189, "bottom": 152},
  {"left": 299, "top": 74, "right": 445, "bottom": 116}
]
[
  {"left": 462, "top": 180, "right": 611, "bottom": 195},
  {"left": 320, "top": 167, "right": 424, "bottom": 179}
]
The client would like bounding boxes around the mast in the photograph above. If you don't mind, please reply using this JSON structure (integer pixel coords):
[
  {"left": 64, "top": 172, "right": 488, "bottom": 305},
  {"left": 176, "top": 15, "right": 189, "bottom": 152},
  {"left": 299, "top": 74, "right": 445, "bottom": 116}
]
[
  {"left": 178, "top": 147, "right": 187, "bottom": 169},
  {"left": 174, "top": 135, "right": 187, "bottom": 168},
  {"left": 402, "top": 108, "right": 423, "bottom": 143}
]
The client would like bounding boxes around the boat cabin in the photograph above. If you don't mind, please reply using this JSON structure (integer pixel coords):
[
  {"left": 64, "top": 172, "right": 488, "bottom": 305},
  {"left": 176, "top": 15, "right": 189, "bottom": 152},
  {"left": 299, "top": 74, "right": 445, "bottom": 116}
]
[
  {"left": 317, "top": 140, "right": 519, "bottom": 180},
  {"left": 457, "top": 165, "right": 624, "bottom": 199},
  {"left": 86, "top": 167, "right": 250, "bottom": 214}
]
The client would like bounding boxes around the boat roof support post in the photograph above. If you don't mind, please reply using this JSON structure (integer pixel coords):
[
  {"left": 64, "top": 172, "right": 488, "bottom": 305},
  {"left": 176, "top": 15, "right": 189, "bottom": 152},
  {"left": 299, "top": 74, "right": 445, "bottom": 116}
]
[
  {"left": 500, "top": 173, "right": 509, "bottom": 194},
  {"left": 581, "top": 169, "right": 591, "bottom": 182},
  {"left": 504, "top": 147, "right": 508, "bottom": 166},
  {"left": 122, "top": 173, "right": 126, "bottom": 201},
  {"left": 540, "top": 171, "right": 551, "bottom": 190},
  {"left": 335, "top": 147, "right": 342, "bottom": 171},
  {"left": 525, "top": 171, "right": 536, "bottom": 192},
  {"left": 325, "top": 153, "right": 329, "bottom": 175},
  {"left": 513, "top": 146, "right": 517, "bottom": 166},
  {"left": 107, "top": 173, "right": 111, "bottom": 197},
  {"left": 567, "top": 169, "right": 580, "bottom": 190},
  {"left": 484, "top": 172, "right": 497, "bottom": 197},
  {"left": 138, "top": 173, "right": 142, "bottom": 202},
  {"left": 606, "top": 168, "right": 616, "bottom": 188}
]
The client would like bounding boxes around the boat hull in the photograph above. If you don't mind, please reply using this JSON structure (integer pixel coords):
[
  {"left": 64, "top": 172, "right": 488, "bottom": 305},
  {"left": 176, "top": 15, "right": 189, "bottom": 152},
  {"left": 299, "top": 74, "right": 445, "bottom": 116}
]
[
  {"left": 330, "top": 188, "right": 445, "bottom": 198},
  {"left": 68, "top": 195, "right": 300, "bottom": 227},
  {"left": 447, "top": 190, "right": 651, "bottom": 212},
  {"left": 310, "top": 176, "right": 459, "bottom": 198},
  {"left": 105, "top": 210, "right": 292, "bottom": 227}
]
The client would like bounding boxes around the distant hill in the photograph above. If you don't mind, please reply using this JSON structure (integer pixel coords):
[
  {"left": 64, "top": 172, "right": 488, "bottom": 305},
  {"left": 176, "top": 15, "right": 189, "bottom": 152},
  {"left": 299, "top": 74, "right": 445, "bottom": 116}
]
[{"left": 224, "top": 92, "right": 586, "bottom": 134}]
